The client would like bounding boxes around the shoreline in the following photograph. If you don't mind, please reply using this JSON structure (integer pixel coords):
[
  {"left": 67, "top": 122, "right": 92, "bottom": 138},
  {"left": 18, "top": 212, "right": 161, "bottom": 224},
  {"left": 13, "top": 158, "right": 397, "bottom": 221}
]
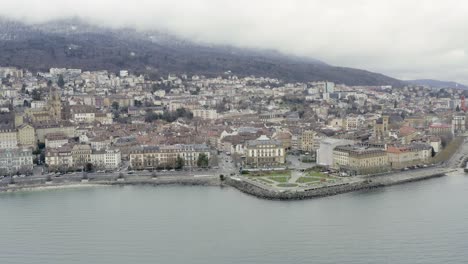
[
  {"left": 225, "top": 168, "right": 452, "bottom": 200},
  {"left": 0, "top": 176, "right": 221, "bottom": 194},
  {"left": 0, "top": 167, "right": 457, "bottom": 199}
]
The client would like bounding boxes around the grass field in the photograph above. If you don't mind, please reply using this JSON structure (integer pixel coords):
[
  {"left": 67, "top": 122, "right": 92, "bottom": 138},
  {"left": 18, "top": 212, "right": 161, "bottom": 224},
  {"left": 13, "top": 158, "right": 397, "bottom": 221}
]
[{"left": 267, "top": 176, "right": 291, "bottom": 183}]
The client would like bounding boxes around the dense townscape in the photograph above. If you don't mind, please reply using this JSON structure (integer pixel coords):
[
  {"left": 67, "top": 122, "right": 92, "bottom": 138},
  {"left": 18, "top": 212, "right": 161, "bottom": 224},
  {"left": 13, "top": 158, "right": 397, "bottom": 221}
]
[{"left": 0, "top": 66, "right": 466, "bottom": 182}]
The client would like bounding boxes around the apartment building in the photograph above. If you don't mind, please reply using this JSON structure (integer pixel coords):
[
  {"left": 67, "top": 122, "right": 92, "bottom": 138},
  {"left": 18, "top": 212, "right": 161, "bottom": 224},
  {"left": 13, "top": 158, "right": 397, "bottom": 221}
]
[
  {"left": 129, "top": 144, "right": 210, "bottom": 170},
  {"left": 0, "top": 147, "right": 33, "bottom": 176}
]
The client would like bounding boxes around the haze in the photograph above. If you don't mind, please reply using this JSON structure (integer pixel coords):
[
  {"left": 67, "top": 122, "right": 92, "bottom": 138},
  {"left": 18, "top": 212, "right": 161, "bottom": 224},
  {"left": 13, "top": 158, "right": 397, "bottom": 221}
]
[{"left": 2, "top": 0, "right": 468, "bottom": 84}]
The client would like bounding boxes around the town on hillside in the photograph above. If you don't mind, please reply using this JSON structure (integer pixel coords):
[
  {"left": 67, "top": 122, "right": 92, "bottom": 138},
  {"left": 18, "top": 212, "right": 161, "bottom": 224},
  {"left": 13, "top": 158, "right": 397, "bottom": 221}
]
[{"left": 0, "top": 66, "right": 466, "bottom": 182}]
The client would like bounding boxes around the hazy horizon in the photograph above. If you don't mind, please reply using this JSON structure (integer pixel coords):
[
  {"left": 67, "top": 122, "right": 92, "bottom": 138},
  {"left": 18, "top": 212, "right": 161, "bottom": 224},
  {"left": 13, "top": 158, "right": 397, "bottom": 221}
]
[{"left": 1, "top": 0, "right": 468, "bottom": 84}]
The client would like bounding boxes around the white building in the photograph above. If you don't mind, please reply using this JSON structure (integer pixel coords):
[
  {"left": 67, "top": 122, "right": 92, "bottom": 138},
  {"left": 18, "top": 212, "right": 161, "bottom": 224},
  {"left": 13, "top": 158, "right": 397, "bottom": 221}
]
[
  {"left": 452, "top": 114, "right": 466, "bottom": 135},
  {"left": 0, "top": 147, "right": 33, "bottom": 175},
  {"left": 0, "top": 129, "right": 18, "bottom": 149},
  {"left": 316, "top": 138, "right": 355, "bottom": 166},
  {"left": 193, "top": 109, "right": 218, "bottom": 120},
  {"left": 91, "top": 148, "right": 121, "bottom": 169}
]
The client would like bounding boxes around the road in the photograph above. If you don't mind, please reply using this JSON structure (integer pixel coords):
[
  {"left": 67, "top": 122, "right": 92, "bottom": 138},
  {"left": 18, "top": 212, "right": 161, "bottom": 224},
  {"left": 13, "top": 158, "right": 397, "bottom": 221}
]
[{"left": 0, "top": 155, "right": 238, "bottom": 187}]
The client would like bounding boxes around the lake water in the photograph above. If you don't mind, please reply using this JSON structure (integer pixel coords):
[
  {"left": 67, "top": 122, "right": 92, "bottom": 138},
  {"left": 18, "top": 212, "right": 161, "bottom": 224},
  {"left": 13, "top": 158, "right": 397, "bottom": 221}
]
[{"left": 1, "top": 173, "right": 468, "bottom": 264}]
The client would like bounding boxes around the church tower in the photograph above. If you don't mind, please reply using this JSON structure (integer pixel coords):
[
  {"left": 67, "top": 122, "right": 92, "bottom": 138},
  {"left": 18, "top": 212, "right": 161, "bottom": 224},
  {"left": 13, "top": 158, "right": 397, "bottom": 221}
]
[{"left": 48, "top": 88, "right": 62, "bottom": 121}]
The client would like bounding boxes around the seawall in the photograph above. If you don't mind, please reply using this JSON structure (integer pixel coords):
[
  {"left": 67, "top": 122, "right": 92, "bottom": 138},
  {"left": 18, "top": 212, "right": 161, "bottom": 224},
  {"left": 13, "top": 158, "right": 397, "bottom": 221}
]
[{"left": 225, "top": 169, "right": 449, "bottom": 200}]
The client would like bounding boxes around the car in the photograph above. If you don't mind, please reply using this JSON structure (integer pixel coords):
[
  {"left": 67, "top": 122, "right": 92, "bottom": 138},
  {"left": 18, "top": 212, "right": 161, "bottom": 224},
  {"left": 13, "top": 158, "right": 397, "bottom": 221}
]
[
  {"left": 170, "top": 169, "right": 175, "bottom": 172},
  {"left": 162, "top": 169, "right": 168, "bottom": 172},
  {"left": 127, "top": 171, "right": 134, "bottom": 175}
]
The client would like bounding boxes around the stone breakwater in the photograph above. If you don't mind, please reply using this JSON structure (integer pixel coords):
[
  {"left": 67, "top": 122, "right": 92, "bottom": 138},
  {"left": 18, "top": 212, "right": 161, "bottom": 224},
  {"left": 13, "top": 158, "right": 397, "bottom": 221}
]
[
  {"left": 0, "top": 168, "right": 451, "bottom": 200},
  {"left": 225, "top": 168, "right": 450, "bottom": 200}
]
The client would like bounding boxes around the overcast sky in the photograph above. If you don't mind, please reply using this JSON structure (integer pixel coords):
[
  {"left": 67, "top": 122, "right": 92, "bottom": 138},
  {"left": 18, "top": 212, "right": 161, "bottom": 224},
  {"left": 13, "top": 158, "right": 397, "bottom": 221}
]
[{"left": 2, "top": 0, "right": 468, "bottom": 83}]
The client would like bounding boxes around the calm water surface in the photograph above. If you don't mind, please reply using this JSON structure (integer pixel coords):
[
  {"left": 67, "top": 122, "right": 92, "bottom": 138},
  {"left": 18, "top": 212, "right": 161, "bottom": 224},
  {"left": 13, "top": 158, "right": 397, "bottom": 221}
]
[{"left": 1, "top": 174, "right": 468, "bottom": 264}]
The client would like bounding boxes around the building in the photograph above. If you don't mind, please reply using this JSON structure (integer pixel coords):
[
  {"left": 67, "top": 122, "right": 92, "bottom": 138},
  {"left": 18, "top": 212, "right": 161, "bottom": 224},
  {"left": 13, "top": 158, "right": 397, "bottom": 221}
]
[
  {"left": 374, "top": 115, "right": 389, "bottom": 141},
  {"left": 316, "top": 138, "right": 355, "bottom": 166},
  {"left": 0, "top": 148, "right": 33, "bottom": 176},
  {"left": 192, "top": 109, "right": 218, "bottom": 120},
  {"left": 34, "top": 121, "right": 75, "bottom": 143},
  {"left": 17, "top": 123, "right": 36, "bottom": 147},
  {"left": 244, "top": 135, "right": 285, "bottom": 168},
  {"left": 452, "top": 114, "right": 466, "bottom": 135},
  {"left": 45, "top": 133, "right": 69, "bottom": 149},
  {"left": 91, "top": 148, "right": 121, "bottom": 169},
  {"left": 300, "top": 130, "right": 317, "bottom": 152},
  {"left": 70, "top": 105, "right": 97, "bottom": 123},
  {"left": 71, "top": 144, "right": 92, "bottom": 168},
  {"left": 429, "top": 123, "right": 452, "bottom": 136},
  {"left": 344, "top": 115, "right": 365, "bottom": 131},
  {"left": 0, "top": 129, "right": 18, "bottom": 149},
  {"left": 129, "top": 144, "right": 210, "bottom": 170},
  {"left": 387, "top": 143, "right": 432, "bottom": 169},
  {"left": 332, "top": 145, "right": 389, "bottom": 175},
  {"left": 45, "top": 146, "right": 74, "bottom": 172}
]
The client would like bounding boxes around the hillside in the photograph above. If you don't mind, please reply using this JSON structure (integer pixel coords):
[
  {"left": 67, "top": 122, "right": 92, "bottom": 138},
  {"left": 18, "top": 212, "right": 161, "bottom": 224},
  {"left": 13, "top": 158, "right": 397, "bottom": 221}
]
[
  {"left": 0, "top": 18, "right": 405, "bottom": 86},
  {"left": 407, "top": 79, "right": 468, "bottom": 89}
]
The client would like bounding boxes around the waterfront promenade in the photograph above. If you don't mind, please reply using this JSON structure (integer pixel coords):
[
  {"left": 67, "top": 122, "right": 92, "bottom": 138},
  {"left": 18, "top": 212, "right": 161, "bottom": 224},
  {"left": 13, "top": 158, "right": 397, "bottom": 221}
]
[{"left": 1, "top": 138, "right": 466, "bottom": 200}]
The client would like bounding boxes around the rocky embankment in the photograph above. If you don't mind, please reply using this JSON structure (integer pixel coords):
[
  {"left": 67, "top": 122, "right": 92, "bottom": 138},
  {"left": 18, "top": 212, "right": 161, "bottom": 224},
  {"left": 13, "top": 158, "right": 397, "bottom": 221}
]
[{"left": 225, "top": 168, "right": 449, "bottom": 200}]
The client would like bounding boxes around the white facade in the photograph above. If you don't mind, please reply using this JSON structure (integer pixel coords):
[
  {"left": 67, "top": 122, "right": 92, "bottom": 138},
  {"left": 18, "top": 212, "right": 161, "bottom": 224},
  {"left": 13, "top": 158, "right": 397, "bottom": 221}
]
[
  {"left": 91, "top": 149, "right": 121, "bottom": 169},
  {"left": 0, "top": 148, "right": 33, "bottom": 175},
  {"left": 316, "top": 138, "right": 355, "bottom": 166},
  {"left": 0, "top": 130, "right": 18, "bottom": 149},
  {"left": 193, "top": 109, "right": 218, "bottom": 120}
]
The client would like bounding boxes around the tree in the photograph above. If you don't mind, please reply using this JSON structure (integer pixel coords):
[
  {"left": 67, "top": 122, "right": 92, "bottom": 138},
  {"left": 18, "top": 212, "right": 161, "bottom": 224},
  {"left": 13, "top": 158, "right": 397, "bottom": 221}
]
[
  {"left": 175, "top": 156, "right": 185, "bottom": 170},
  {"left": 85, "top": 163, "right": 94, "bottom": 172},
  {"left": 394, "top": 100, "right": 398, "bottom": 109},
  {"left": 111, "top": 101, "right": 120, "bottom": 111},
  {"left": 197, "top": 153, "right": 209, "bottom": 168},
  {"left": 31, "top": 89, "right": 41, "bottom": 100},
  {"left": 134, "top": 100, "right": 143, "bottom": 107},
  {"left": 57, "top": 75, "right": 65, "bottom": 88},
  {"left": 456, "top": 105, "right": 461, "bottom": 112}
]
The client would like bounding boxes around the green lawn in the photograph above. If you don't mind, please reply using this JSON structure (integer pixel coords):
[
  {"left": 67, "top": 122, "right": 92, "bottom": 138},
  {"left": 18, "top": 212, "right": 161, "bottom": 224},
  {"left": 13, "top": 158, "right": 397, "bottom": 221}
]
[
  {"left": 251, "top": 170, "right": 291, "bottom": 177},
  {"left": 255, "top": 178, "right": 275, "bottom": 184},
  {"left": 306, "top": 171, "right": 327, "bottom": 177},
  {"left": 267, "top": 176, "right": 291, "bottom": 183}
]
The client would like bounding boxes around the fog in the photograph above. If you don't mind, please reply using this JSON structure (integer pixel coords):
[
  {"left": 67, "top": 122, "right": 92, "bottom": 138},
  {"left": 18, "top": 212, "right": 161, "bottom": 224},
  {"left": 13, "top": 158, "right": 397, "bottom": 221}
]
[{"left": 2, "top": 0, "right": 468, "bottom": 83}]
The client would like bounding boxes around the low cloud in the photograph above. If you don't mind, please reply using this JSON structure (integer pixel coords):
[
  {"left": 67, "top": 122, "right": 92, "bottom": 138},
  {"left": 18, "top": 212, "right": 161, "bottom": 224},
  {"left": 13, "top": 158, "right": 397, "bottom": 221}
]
[{"left": 2, "top": 0, "right": 468, "bottom": 83}]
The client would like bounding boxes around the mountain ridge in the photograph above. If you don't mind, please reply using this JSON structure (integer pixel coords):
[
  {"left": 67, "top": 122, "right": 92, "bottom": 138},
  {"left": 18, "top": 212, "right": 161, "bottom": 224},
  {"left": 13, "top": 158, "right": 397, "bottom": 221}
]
[{"left": 0, "top": 17, "right": 405, "bottom": 86}]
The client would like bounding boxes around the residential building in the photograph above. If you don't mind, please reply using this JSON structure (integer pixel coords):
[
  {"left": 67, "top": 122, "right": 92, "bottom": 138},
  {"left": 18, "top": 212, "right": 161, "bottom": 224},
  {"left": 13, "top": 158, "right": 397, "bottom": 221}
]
[
  {"left": 452, "top": 113, "right": 466, "bottom": 135},
  {"left": 45, "top": 145, "right": 73, "bottom": 171},
  {"left": 91, "top": 148, "right": 121, "bottom": 169},
  {"left": 316, "top": 138, "right": 355, "bottom": 166},
  {"left": 71, "top": 144, "right": 92, "bottom": 168},
  {"left": 387, "top": 143, "right": 432, "bottom": 169},
  {"left": 0, "top": 147, "right": 33, "bottom": 176},
  {"left": 45, "top": 133, "right": 69, "bottom": 149},
  {"left": 0, "top": 129, "right": 18, "bottom": 149},
  {"left": 332, "top": 145, "right": 389, "bottom": 175},
  {"left": 129, "top": 144, "right": 210, "bottom": 170},
  {"left": 300, "top": 130, "right": 317, "bottom": 152},
  {"left": 17, "top": 123, "right": 36, "bottom": 147}
]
